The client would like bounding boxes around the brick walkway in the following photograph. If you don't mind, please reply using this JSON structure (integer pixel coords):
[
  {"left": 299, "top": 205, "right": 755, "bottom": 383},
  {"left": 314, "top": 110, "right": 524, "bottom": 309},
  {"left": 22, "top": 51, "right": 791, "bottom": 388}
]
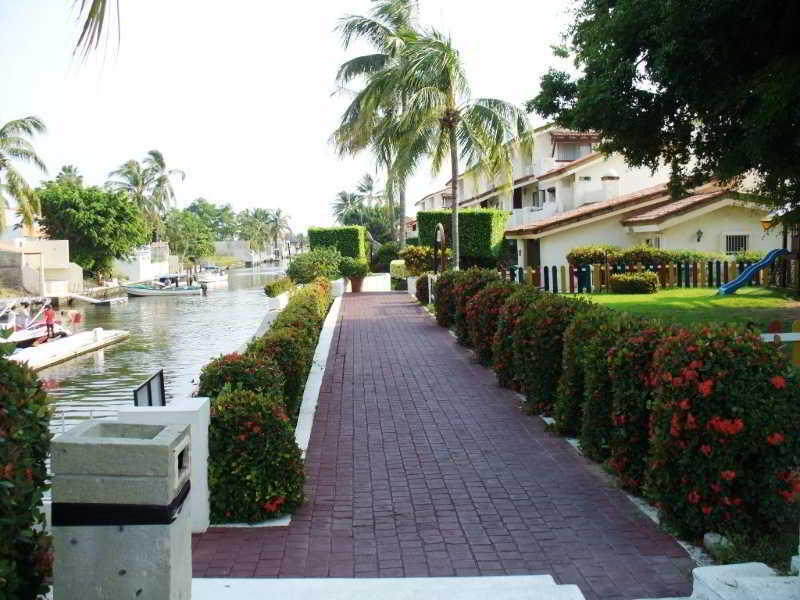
[{"left": 192, "top": 292, "right": 694, "bottom": 600}]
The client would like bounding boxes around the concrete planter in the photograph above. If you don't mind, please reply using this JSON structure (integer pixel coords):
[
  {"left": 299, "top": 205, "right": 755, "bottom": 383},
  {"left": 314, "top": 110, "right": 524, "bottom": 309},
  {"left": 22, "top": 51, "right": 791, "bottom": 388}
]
[
  {"left": 267, "top": 290, "right": 289, "bottom": 311},
  {"left": 350, "top": 277, "right": 364, "bottom": 293},
  {"left": 407, "top": 276, "right": 418, "bottom": 297}
]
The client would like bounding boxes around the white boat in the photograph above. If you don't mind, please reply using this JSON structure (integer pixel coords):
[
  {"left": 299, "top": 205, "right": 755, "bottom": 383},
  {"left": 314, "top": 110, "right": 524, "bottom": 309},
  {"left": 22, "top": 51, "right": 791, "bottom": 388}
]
[
  {"left": 196, "top": 267, "right": 228, "bottom": 284},
  {"left": 124, "top": 283, "right": 203, "bottom": 297},
  {"left": 8, "top": 322, "right": 72, "bottom": 348}
]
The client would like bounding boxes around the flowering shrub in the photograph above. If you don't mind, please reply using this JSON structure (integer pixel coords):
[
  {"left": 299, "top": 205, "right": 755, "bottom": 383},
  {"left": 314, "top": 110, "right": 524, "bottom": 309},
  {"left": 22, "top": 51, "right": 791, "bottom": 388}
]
[
  {"left": 554, "top": 306, "right": 615, "bottom": 436},
  {"left": 452, "top": 268, "right": 500, "bottom": 345},
  {"left": 465, "top": 281, "right": 517, "bottom": 366},
  {"left": 389, "top": 259, "right": 407, "bottom": 279},
  {"left": 607, "top": 322, "right": 671, "bottom": 493},
  {"left": 491, "top": 286, "right": 541, "bottom": 388},
  {"left": 398, "top": 245, "right": 451, "bottom": 276},
  {"left": 264, "top": 277, "right": 292, "bottom": 298},
  {"left": 273, "top": 277, "right": 331, "bottom": 331},
  {"left": 415, "top": 272, "right": 432, "bottom": 304},
  {"left": 197, "top": 352, "right": 285, "bottom": 399},
  {"left": 609, "top": 271, "right": 659, "bottom": 294},
  {"left": 287, "top": 246, "right": 342, "bottom": 283},
  {"left": 513, "top": 293, "right": 592, "bottom": 413},
  {"left": 433, "top": 270, "right": 463, "bottom": 327},
  {"left": 646, "top": 325, "right": 800, "bottom": 539},
  {"left": 209, "top": 387, "right": 305, "bottom": 523},
  {"left": 0, "top": 357, "right": 52, "bottom": 599}
]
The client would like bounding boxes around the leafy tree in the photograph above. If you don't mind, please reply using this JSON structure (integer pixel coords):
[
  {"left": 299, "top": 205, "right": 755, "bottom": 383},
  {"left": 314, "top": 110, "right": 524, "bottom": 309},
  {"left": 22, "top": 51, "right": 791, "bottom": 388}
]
[
  {"left": 332, "top": 190, "right": 364, "bottom": 223},
  {"left": 237, "top": 208, "right": 273, "bottom": 252},
  {"left": 527, "top": 1, "right": 800, "bottom": 218},
  {"left": 37, "top": 180, "right": 149, "bottom": 276},
  {"left": 0, "top": 116, "right": 47, "bottom": 231},
  {"left": 55, "top": 165, "right": 82, "bottom": 186},
  {"left": 164, "top": 210, "right": 214, "bottom": 264},
  {"left": 187, "top": 197, "right": 237, "bottom": 240}
]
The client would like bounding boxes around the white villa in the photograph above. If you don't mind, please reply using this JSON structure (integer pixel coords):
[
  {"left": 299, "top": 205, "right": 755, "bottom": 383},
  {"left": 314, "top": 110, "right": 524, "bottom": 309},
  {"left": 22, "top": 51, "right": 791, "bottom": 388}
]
[{"left": 417, "top": 125, "right": 781, "bottom": 267}]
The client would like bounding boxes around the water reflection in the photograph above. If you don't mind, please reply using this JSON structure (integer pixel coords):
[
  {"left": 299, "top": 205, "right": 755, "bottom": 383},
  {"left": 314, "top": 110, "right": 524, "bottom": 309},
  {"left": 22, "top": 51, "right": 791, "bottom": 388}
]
[{"left": 42, "top": 266, "right": 283, "bottom": 432}]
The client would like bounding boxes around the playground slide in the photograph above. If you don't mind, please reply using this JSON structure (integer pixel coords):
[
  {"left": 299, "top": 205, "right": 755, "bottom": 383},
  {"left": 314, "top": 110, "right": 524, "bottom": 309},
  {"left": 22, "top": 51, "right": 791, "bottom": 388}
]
[{"left": 717, "top": 248, "right": 789, "bottom": 295}]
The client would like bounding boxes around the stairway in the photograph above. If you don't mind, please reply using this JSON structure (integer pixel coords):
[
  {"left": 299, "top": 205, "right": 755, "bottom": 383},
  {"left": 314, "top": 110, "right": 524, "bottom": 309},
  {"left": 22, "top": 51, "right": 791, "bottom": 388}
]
[
  {"left": 637, "top": 562, "right": 800, "bottom": 600},
  {"left": 192, "top": 575, "right": 587, "bottom": 599}
]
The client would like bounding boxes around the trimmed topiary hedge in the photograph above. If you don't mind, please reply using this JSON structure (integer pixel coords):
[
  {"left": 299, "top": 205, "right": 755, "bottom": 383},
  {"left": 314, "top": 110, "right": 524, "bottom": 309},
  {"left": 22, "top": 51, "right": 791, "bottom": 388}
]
[
  {"left": 390, "top": 259, "right": 407, "bottom": 279},
  {"left": 646, "top": 325, "right": 800, "bottom": 540},
  {"left": 417, "top": 209, "right": 508, "bottom": 264},
  {"left": 452, "top": 268, "right": 500, "bottom": 345},
  {"left": 197, "top": 352, "right": 285, "bottom": 400},
  {"left": 609, "top": 271, "right": 659, "bottom": 294},
  {"left": 209, "top": 387, "right": 305, "bottom": 523},
  {"left": 308, "top": 226, "right": 367, "bottom": 260},
  {"left": 264, "top": 276, "right": 292, "bottom": 297},
  {"left": 287, "top": 247, "right": 342, "bottom": 284},
  {"left": 433, "top": 270, "right": 463, "bottom": 327},
  {"left": 465, "top": 280, "right": 517, "bottom": 366},
  {"left": 492, "top": 285, "right": 541, "bottom": 389},
  {"left": 0, "top": 357, "right": 52, "bottom": 599}
]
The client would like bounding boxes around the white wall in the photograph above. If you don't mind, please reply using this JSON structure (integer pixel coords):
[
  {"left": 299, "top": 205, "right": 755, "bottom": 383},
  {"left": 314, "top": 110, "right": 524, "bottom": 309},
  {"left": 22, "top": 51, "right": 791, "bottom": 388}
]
[
  {"left": 114, "top": 248, "right": 170, "bottom": 282},
  {"left": 537, "top": 216, "right": 636, "bottom": 266}
]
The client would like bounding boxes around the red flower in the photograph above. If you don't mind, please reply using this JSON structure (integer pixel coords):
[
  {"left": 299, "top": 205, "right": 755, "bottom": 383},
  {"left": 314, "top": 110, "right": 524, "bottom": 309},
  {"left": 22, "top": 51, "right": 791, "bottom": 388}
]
[
  {"left": 720, "top": 470, "right": 737, "bottom": 481},
  {"left": 686, "top": 413, "right": 697, "bottom": 429},
  {"left": 678, "top": 398, "right": 691, "bottom": 410},
  {"left": 682, "top": 369, "right": 698, "bottom": 381},
  {"left": 779, "top": 490, "right": 796, "bottom": 503},
  {"left": 697, "top": 379, "right": 714, "bottom": 398},
  {"left": 687, "top": 490, "right": 700, "bottom": 504},
  {"left": 710, "top": 482, "right": 722, "bottom": 494},
  {"left": 701, "top": 506, "right": 713, "bottom": 515},
  {"left": 700, "top": 444, "right": 712, "bottom": 457},
  {"left": 767, "top": 432, "right": 785, "bottom": 446},
  {"left": 672, "top": 376, "right": 685, "bottom": 388},
  {"left": 689, "top": 360, "right": 703, "bottom": 369},
  {"left": 770, "top": 375, "right": 787, "bottom": 389}
]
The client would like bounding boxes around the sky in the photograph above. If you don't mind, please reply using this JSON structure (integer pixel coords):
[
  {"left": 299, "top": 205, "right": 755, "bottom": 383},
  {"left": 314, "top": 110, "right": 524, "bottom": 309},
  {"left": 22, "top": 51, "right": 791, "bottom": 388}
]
[{"left": 0, "top": 0, "right": 574, "bottom": 234}]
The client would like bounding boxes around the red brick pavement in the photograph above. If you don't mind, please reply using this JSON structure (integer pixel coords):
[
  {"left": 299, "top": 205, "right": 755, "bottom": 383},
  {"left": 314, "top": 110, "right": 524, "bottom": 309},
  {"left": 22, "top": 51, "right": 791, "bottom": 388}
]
[{"left": 192, "top": 292, "right": 694, "bottom": 599}]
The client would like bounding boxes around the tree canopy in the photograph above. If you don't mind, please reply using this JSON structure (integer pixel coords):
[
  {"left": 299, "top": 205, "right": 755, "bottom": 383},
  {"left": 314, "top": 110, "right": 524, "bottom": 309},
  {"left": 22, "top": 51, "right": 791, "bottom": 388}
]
[
  {"left": 164, "top": 210, "right": 215, "bottom": 263},
  {"left": 37, "top": 180, "right": 148, "bottom": 276},
  {"left": 0, "top": 116, "right": 47, "bottom": 230},
  {"left": 527, "top": 0, "right": 800, "bottom": 219},
  {"left": 186, "top": 197, "right": 238, "bottom": 240}
]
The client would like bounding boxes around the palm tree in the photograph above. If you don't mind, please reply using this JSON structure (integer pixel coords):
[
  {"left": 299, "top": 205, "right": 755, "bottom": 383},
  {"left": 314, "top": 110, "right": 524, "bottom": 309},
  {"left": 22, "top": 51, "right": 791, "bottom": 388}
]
[
  {"left": 355, "top": 173, "right": 384, "bottom": 206},
  {"left": 144, "top": 150, "right": 185, "bottom": 214},
  {"left": 332, "top": 190, "right": 364, "bottom": 225},
  {"left": 237, "top": 208, "right": 272, "bottom": 252},
  {"left": 0, "top": 116, "right": 47, "bottom": 231},
  {"left": 56, "top": 164, "right": 83, "bottom": 186},
  {"left": 333, "top": 0, "right": 418, "bottom": 247},
  {"left": 268, "top": 208, "right": 292, "bottom": 256},
  {"left": 74, "top": 0, "right": 117, "bottom": 57}
]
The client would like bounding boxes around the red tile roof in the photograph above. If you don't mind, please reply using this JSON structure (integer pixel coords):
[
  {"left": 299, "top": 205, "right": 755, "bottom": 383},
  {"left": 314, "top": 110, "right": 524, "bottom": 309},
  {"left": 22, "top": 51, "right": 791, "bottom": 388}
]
[
  {"left": 621, "top": 190, "right": 730, "bottom": 225},
  {"left": 549, "top": 128, "right": 601, "bottom": 142},
  {"left": 537, "top": 152, "right": 604, "bottom": 181}
]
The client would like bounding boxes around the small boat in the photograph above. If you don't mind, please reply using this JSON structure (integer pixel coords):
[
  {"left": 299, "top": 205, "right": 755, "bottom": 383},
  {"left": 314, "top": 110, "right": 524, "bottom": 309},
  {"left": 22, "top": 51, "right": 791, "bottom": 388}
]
[
  {"left": 196, "top": 266, "right": 228, "bottom": 284},
  {"left": 124, "top": 283, "right": 203, "bottom": 297},
  {"left": 8, "top": 322, "right": 72, "bottom": 348}
]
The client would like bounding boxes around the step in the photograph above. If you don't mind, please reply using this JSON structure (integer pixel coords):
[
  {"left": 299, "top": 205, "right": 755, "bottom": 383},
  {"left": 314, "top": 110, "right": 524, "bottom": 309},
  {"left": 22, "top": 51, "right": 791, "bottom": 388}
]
[
  {"left": 691, "top": 563, "right": 777, "bottom": 600},
  {"left": 192, "top": 576, "right": 587, "bottom": 600}
]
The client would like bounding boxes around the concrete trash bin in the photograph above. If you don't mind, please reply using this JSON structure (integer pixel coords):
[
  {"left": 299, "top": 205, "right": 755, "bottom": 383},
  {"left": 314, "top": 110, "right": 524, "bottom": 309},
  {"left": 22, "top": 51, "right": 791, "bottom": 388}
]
[{"left": 51, "top": 421, "right": 191, "bottom": 600}]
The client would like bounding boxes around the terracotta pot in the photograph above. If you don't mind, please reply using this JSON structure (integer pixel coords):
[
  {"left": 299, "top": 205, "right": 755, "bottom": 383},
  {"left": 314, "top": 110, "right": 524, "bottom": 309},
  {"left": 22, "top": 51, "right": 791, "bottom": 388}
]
[{"left": 350, "top": 277, "right": 364, "bottom": 293}]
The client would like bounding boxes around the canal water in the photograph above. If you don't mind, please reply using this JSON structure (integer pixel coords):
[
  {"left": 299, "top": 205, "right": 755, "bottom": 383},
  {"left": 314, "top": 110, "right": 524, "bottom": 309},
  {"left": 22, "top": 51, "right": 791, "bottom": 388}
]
[{"left": 41, "top": 266, "right": 283, "bottom": 433}]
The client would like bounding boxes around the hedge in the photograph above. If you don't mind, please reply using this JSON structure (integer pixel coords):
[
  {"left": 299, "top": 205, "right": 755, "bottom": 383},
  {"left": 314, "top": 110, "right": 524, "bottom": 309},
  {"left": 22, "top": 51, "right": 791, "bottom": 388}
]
[
  {"left": 567, "top": 244, "right": 736, "bottom": 267},
  {"left": 264, "top": 276, "right": 292, "bottom": 297},
  {"left": 433, "top": 270, "right": 463, "bottom": 327},
  {"left": 339, "top": 257, "right": 369, "bottom": 279},
  {"left": 492, "top": 285, "right": 541, "bottom": 389},
  {"left": 415, "top": 272, "right": 431, "bottom": 304},
  {"left": 452, "top": 268, "right": 500, "bottom": 345},
  {"left": 0, "top": 358, "right": 52, "bottom": 599},
  {"left": 465, "top": 280, "right": 517, "bottom": 366},
  {"left": 417, "top": 209, "right": 508, "bottom": 263},
  {"left": 197, "top": 352, "right": 285, "bottom": 400},
  {"left": 209, "top": 387, "right": 305, "bottom": 523},
  {"left": 287, "top": 247, "right": 342, "bottom": 283},
  {"left": 609, "top": 272, "right": 659, "bottom": 294},
  {"left": 371, "top": 241, "right": 400, "bottom": 272},
  {"left": 308, "top": 226, "right": 367, "bottom": 260},
  {"left": 646, "top": 326, "right": 800, "bottom": 540},
  {"left": 390, "top": 259, "right": 407, "bottom": 279}
]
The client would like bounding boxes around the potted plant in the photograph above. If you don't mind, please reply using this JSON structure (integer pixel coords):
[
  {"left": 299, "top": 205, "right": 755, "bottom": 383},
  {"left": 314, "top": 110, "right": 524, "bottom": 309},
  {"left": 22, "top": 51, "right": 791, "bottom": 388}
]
[{"left": 339, "top": 257, "right": 369, "bottom": 293}]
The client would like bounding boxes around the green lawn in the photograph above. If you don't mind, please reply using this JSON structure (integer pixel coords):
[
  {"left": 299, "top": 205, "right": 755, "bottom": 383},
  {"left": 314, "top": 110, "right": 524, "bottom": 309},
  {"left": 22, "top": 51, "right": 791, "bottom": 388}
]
[{"left": 574, "top": 287, "right": 800, "bottom": 326}]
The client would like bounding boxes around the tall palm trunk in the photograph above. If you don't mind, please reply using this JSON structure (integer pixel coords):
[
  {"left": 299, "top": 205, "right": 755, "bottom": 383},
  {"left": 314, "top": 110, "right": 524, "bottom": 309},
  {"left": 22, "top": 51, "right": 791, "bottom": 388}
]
[
  {"left": 399, "top": 185, "right": 406, "bottom": 247},
  {"left": 448, "top": 125, "right": 459, "bottom": 270}
]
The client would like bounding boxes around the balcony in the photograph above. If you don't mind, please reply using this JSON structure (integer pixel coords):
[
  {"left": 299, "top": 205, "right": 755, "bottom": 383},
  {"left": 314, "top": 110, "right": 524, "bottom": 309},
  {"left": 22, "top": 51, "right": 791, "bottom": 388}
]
[{"left": 508, "top": 205, "right": 556, "bottom": 229}]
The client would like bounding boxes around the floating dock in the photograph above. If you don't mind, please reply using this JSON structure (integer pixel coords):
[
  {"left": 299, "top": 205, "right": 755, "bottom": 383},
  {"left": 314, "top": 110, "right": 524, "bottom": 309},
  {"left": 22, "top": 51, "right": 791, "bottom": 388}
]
[
  {"left": 66, "top": 293, "right": 127, "bottom": 306},
  {"left": 9, "top": 328, "right": 130, "bottom": 371}
]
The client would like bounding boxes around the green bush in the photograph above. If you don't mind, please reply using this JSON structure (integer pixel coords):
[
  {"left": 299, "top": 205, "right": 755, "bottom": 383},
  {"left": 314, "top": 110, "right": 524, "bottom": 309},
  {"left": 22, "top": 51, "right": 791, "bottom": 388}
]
[
  {"left": 417, "top": 209, "right": 508, "bottom": 263},
  {"left": 308, "top": 226, "right": 367, "bottom": 260},
  {"left": 567, "top": 244, "right": 730, "bottom": 267},
  {"left": 398, "top": 245, "right": 450, "bottom": 276},
  {"left": 390, "top": 277, "right": 407, "bottom": 291},
  {"left": 415, "top": 272, "right": 432, "bottom": 304},
  {"left": 566, "top": 245, "right": 621, "bottom": 266},
  {"left": 514, "top": 294, "right": 593, "bottom": 414},
  {"left": 339, "top": 256, "right": 369, "bottom": 279},
  {"left": 264, "top": 276, "right": 292, "bottom": 297},
  {"left": 452, "top": 268, "right": 500, "bottom": 345},
  {"left": 433, "top": 270, "right": 463, "bottom": 327},
  {"left": 465, "top": 280, "right": 517, "bottom": 366},
  {"left": 287, "top": 247, "right": 342, "bottom": 283},
  {"left": 609, "top": 271, "right": 659, "bottom": 294},
  {"left": 646, "top": 325, "right": 800, "bottom": 540},
  {"left": 492, "top": 286, "right": 541, "bottom": 388},
  {"left": 209, "top": 387, "right": 305, "bottom": 523},
  {"left": 390, "top": 259, "right": 407, "bottom": 279},
  {"left": 607, "top": 321, "right": 671, "bottom": 493},
  {"left": 0, "top": 358, "right": 52, "bottom": 599},
  {"left": 554, "top": 306, "right": 615, "bottom": 436},
  {"left": 274, "top": 277, "right": 331, "bottom": 330},
  {"left": 733, "top": 250, "right": 765, "bottom": 263},
  {"left": 371, "top": 241, "right": 400, "bottom": 272},
  {"left": 197, "top": 352, "right": 285, "bottom": 400}
]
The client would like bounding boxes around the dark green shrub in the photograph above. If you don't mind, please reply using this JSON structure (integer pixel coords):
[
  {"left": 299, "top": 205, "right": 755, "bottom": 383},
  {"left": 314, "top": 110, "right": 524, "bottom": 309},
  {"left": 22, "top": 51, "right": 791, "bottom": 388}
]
[
  {"left": 264, "top": 276, "right": 292, "bottom": 297},
  {"left": 209, "top": 387, "right": 305, "bottom": 523},
  {"left": 0, "top": 358, "right": 52, "bottom": 599},
  {"left": 514, "top": 294, "right": 593, "bottom": 414},
  {"left": 433, "top": 270, "right": 463, "bottom": 327},
  {"left": 492, "top": 286, "right": 541, "bottom": 389},
  {"left": 609, "top": 271, "right": 659, "bottom": 294},
  {"left": 646, "top": 326, "right": 800, "bottom": 540},
  {"left": 452, "top": 268, "right": 500, "bottom": 345},
  {"left": 417, "top": 209, "right": 508, "bottom": 264},
  {"left": 286, "top": 247, "right": 342, "bottom": 283},
  {"left": 415, "top": 272, "right": 431, "bottom": 304},
  {"left": 607, "top": 321, "right": 671, "bottom": 493},
  {"left": 339, "top": 256, "right": 369, "bottom": 279},
  {"left": 554, "top": 306, "right": 615, "bottom": 436},
  {"left": 371, "top": 241, "right": 400, "bottom": 272},
  {"left": 566, "top": 245, "right": 621, "bottom": 266},
  {"left": 733, "top": 250, "right": 765, "bottom": 263},
  {"left": 308, "top": 226, "right": 367, "bottom": 260},
  {"left": 391, "top": 277, "right": 408, "bottom": 291},
  {"left": 197, "top": 352, "right": 285, "bottom": 399},
  {"left": 465, "top": 280, "right": 517, "bottom": 365}
]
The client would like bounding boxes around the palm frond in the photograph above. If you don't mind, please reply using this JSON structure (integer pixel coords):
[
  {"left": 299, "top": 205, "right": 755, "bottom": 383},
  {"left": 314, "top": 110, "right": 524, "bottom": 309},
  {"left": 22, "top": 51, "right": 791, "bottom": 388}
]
[{"left": 74, "top": 0, "right": 120, "bottom": 58}]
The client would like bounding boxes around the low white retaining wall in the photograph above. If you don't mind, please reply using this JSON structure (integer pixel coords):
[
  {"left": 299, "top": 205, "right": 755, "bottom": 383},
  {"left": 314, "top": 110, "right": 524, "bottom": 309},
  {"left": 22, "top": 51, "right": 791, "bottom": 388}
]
[
  {"left": 267, "top": 290, "right": 289, "bottom": 311},
  {"left": 407, "top": 276, "right": 418, "bottom": 296},
  {"left": 331, "top": 278, "right": 351, "bottom": 297}
]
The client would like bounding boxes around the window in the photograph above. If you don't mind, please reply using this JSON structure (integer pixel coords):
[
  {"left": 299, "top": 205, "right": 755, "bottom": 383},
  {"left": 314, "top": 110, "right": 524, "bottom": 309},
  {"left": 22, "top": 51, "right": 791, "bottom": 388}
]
[
  {"left": 556, "top": 142, "right": 592, "bottom": 161},
  {"left": 547, "top": 187, "right": 556, "bottom": 202},
  {"left": 512, "top": 188, "right": 522, "bottom": 209},
  {"left": 725, "top": 234, "right": 749, "bottom": 254},
  {"left": 645, "top": 236, "right": 661, "bottom": 249},
  {"left": 579, "top": 176, "right": 592, "bottom": 182}
]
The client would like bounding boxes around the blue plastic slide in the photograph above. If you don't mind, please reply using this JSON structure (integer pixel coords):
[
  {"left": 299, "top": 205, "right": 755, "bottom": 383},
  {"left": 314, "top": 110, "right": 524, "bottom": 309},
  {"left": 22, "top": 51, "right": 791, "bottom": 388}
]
[{"left": 717, "top": 248, "right": 789, "bottom": 295}]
